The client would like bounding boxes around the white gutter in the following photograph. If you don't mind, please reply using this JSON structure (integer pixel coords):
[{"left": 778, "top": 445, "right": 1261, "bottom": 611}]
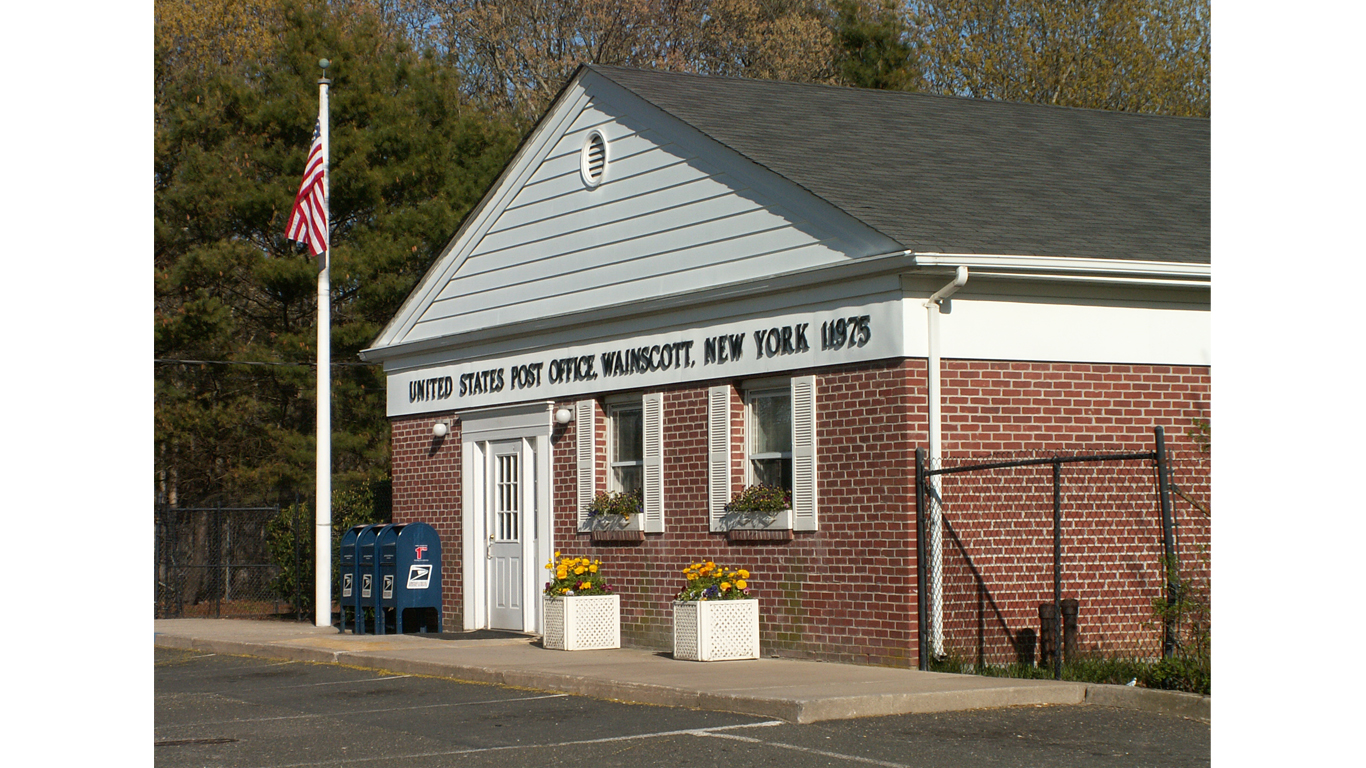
[
  {"left": 911, "top": 252, "right": 1210, "bottom": 279},
  {"left": 924, "top": 266, "right": 967, "bottom": 659}
]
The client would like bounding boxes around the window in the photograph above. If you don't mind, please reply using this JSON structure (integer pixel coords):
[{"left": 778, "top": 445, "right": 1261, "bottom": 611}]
[
  {"left": 708, "top": 377, "right": 818, "bottom": 533},
  {"left": 577, "top": 395, "right": 665, "bottom": 534},
  {"left": 608, "top": 401, "right": 643, "bottom": 495},
  {"left": 746, "top": 388, "right": 792, "bottom": 492}
]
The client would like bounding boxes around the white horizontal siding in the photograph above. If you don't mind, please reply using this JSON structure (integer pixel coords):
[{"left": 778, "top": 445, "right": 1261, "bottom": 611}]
[
  {"left": 497, "top": 147, "right": 703, "bottom": 228},
  {"left": 412, "top": 236, "right": 852, "bottom": 341},
  {"left": 397, "top": 77, "right": 896, "bottom": 348},
  {"left": 468, "top": 167, "right": 743, "bottom": 261},
  {"left": 426, "top": 199, "right": 774, "bottom": 311}
]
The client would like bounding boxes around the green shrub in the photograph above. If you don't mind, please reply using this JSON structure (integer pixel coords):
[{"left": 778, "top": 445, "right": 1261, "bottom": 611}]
[
  {"left": 266, "top": 484, "right": 390, "bottom": 611},
  {"left": 1141, "top": 655, "right": 1210, "bottom": 695}
]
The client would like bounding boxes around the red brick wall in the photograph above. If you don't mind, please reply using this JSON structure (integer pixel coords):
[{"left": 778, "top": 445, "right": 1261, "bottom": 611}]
[
  {"left": 939, "top": 361, "right": 1210, "bottom": 455},
  {"left": 552, "top": 359, "right": 922, "bottom": 667},
  {"left": 933, "top": 361, "right": 1211, "bottom": 665},
  {"left": 389, "top": 357, "right": 1210, "bottom": 670},
  {"left": 390, "top": 413, "right": 462, "bottom": 630}
]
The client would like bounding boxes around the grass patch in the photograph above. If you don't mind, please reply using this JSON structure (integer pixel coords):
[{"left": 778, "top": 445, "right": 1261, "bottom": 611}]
[{"left": 928, "top": 653, "right": 1209, "bottom": 695}]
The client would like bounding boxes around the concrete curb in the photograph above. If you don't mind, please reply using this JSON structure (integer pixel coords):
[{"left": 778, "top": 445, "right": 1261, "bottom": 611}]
[
  {"left": 154, "top": 630, "right": 1207, "bottom": 724},
  {"left": 1085, "top": 682, "right": 1210, "bottom": 722}
]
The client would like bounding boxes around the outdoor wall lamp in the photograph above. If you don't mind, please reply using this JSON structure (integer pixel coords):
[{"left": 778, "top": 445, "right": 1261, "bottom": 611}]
[
  {"left": 554, "top": 407, "right": 573, "bottom": 426},
  {"left": 432, "top": 421, "right": 449, "bottom": 438}
]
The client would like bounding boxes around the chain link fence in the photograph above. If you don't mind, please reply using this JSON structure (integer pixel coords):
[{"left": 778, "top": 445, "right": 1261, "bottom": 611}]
[
  {"left": 155, "top": 483, "right": 394, "bottom": 621},
  {"left": 154, "top": 504, "right": 304, "bottom": 620}
]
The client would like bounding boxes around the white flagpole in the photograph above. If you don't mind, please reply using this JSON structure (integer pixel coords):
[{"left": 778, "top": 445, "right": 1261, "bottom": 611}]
[{"left": 315, "top": 59, "right": 333, "bottom": 628}]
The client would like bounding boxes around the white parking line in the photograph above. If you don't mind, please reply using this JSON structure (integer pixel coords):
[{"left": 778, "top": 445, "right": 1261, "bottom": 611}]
[
  {"left": 283, "top": 674, "right": 413, "bottom": 688},
  {"left": 156, "top": 693, "right": 572, "bottom": 728},
  {"left": 700, "top": 731, "right": 913, "bottom": 768},
  {"left": 254, "top": 720, "right": 787, "bottom": 768}
]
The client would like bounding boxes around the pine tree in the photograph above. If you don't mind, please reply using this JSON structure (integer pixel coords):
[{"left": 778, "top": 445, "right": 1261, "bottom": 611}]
[{"left": 155, "top": 0, "right": 519, "bottom": 505}]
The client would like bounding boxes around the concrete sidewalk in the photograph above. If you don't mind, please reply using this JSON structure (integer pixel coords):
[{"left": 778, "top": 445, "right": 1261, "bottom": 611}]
[{"left": 153, "top": 618, "right": 1209, "bottom": 724}]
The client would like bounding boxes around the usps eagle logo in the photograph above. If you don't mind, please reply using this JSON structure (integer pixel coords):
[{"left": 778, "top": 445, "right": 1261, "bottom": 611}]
[{"left": 407, "top": 564, "right": 432, "bottom": 589}]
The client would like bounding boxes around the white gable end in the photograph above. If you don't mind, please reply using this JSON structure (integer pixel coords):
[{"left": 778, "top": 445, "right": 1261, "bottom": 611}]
[{"left": 369, "top": 69, "right": 900, "bottom": 357}]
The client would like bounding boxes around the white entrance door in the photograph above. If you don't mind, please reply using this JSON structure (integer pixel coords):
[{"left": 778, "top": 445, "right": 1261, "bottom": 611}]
[
  {"left": 460, "top": 403, "right": 553, "bottom": 634},
  {"left": 487, "top": 440, "right": 530, "bottom": 630}
]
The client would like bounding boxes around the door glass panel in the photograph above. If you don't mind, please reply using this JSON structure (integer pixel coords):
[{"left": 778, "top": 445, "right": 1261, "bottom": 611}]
[{"left": 496, "top": 452, "right": 519, "bottom": 541}]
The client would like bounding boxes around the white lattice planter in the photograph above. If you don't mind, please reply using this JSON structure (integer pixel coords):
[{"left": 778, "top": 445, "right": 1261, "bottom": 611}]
[
  {"left": 543, "top": 594, "right": 620, "bottom": 651},
  {"left": 672, "top": 599, "right": 760, "bottom": 661}
]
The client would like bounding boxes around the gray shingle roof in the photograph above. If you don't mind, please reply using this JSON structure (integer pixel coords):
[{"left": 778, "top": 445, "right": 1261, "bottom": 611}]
[{"left": 591, "top": 65, "right": 1209, "bottom": 264}]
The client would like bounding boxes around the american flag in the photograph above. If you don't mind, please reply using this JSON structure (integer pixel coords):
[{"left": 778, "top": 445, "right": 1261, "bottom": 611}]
[{"left": 286, "top": 121, "right": 327, "bottom": 256}]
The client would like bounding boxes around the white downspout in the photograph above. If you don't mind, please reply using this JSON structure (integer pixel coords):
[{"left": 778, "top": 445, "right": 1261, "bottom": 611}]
[{"left": 925, "top": 266, "right": 967, "bottom": 658}]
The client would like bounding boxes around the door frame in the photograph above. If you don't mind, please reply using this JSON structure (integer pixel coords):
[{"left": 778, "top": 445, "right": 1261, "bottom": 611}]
[{"left": 460, "top": 402, "right": 554, "bottom": 634}]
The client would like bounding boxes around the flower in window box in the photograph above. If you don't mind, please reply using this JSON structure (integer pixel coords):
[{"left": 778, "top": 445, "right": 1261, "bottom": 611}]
[
  {"left": 722, "top": 484, "right": 793, "bottom": 532},
  {"left": 586, "top": 489, "right": 642, "bottom": 520},
  {"left": 725, "top": 484, "right": 790, "bottom": 514}
]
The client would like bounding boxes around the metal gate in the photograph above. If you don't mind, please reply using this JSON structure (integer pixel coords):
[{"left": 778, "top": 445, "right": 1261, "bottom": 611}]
[{"left": 914, "top": 427, "right": 1195, "bottom": 678}]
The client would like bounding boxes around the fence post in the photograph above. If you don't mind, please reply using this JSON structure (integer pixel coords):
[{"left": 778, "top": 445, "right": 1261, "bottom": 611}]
[
  {"left": 224, "top": 507, "right": 232, "bottom": 603},
  {"left": 1052, "top": 459, "right": 1062, "bottom": 681},
  {"left": 294, "top": 493, "right": 302, "bottom": 621},
  {"left": 173, "top": 510, "right": 184, "bottom": 618},
  {"left": 915, "top": 447, "right": 928, "bottom": 671},
  {"left": 154, "top": 505, "right": 161, "bottom": 620},
  {"left": 1155, "top": 426, "right": 1178, "bottom": 658},
  {"left": 214, "top": 503, "right": 222, "bottom": 619}
]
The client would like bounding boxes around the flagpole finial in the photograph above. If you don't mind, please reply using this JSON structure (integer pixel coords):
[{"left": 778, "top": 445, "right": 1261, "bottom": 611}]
[{"left": 319, "top": 58, "right": 331, "bottom": 84}]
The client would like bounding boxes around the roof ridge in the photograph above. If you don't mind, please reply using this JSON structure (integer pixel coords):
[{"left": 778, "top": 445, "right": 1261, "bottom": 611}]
[{"left": 587, "top": 64, "right": 1209, "bottom": 123}]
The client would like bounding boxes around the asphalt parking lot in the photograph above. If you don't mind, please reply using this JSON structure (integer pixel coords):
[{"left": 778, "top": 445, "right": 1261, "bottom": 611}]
[{"left": 155, "top": 647, "right": 1210, "bottom": 768}]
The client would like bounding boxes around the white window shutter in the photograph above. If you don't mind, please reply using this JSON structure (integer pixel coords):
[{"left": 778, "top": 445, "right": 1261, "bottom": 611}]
[
  {"left": 576, "top": 400, "right": 596, "bottom": 531},
  {"left": 642, "top": 392, "right": 665, "bottom": 533},
  {"left": 708, "top": 385, "right": 732, "bottom": 532},
  {"left": 791, "top": 375, "right": 818, "bottom": 531}
]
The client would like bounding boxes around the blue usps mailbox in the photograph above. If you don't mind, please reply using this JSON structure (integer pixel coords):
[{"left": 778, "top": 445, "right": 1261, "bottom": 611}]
[
  {"left": 354, "top": 524, "right": 386, "bottom": 634},
  {"left": 338, "top": 525, "right": 366, "bottom": 633},
  {"left": 377, "top": 522, "right": 442, "bottom": 634}
]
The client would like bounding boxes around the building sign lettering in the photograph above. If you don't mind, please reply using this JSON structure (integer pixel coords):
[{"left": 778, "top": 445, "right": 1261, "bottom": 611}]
[
  {"left": 392, "top": 300, "right": 899, "bottom": 415},
  {"left": 409, "top": 376, "right": 454, "bottom": 403}
]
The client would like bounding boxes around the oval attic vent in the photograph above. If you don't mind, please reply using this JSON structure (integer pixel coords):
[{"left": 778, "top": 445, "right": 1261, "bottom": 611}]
[{"left": 581, "top": 130, "right": 607, "bottom": 187}]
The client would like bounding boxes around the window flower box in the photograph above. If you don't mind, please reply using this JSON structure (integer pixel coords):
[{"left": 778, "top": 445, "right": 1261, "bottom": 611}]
[
  {"left": 543, "top": 594, "right": 620, "bottom": 650},
  {"left": 722, "top": 508, "right": 793, "bottom": 530},
  {"left": 722, "top": 484, "right": 793, "bottom": 541},
  {"left": 672, "top": 599, "right": 760, "bottom": 661},
  {"left": 584, "top": 490, "right": 645, "bottom": 542},
  {"left": 586, "top": 508, "right": 644, "bottom": 542}
]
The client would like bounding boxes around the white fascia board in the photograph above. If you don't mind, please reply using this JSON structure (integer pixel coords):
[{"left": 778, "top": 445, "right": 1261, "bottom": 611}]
[
  {"left": 363, "top": 71, "right": 597, "bottom": 357},
  {"left": 911, "top": 252, "right": 1210, "bottom": 282}
]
